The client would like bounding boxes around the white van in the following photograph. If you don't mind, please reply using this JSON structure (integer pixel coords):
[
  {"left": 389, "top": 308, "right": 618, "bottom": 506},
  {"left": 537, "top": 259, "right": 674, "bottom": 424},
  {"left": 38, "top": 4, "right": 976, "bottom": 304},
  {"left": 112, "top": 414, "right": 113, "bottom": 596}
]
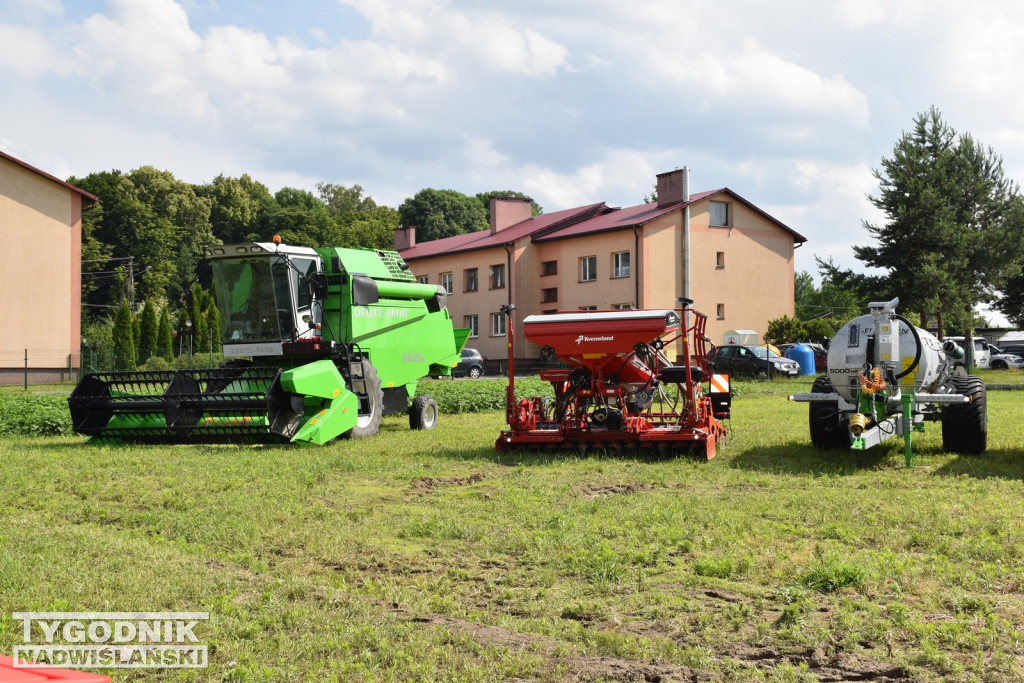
[{"left": 945, "top": 336, "right": 992, "bottom": 369}]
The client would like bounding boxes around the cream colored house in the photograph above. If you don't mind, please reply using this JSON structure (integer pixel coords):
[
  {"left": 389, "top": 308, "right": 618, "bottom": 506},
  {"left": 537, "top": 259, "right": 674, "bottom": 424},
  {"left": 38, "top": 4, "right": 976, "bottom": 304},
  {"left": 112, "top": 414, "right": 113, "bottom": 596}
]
[
  {"left": 1, "top": 150, "right": 96, "bottom": 382},
  {"left": 396, "top": 169, "right": 806, "bottom": 362}
]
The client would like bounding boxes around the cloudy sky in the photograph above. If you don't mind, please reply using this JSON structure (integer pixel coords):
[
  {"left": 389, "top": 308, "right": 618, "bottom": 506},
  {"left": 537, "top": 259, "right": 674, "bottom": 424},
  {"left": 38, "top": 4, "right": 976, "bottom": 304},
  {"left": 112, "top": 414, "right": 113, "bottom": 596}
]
[{"left": 3, "top": 0, "right": 1023, "bottom": 319}]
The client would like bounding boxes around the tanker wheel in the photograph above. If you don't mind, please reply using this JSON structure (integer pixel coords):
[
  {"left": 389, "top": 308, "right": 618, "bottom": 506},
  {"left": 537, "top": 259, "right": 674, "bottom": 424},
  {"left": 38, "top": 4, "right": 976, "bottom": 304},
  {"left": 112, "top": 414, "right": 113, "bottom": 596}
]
[
  {"left": 941, "top": 374, "right": 987, "bottom": 455},
  {"left": 409, "top": 395, "right": 439, "bottom": 430},
  {"left": 808, "top": 375, "right": 849, "bottom": 450},
  {"left": 343, "top": 359, "right": 384, "bottom": 439}
]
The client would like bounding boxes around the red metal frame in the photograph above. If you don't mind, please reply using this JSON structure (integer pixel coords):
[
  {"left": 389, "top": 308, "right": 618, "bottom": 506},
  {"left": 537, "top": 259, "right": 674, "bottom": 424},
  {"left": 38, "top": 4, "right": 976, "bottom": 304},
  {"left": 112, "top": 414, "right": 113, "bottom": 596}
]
[{"left": 495, "top": 308, "right": 726, "bottom": 459}]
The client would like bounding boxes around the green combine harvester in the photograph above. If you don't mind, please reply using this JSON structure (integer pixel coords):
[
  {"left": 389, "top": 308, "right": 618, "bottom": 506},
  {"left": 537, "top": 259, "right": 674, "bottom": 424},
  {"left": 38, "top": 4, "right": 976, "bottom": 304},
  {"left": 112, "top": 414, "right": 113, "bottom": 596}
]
[{"left": 68, "top": 239, "right": 470, "bottom": 445}]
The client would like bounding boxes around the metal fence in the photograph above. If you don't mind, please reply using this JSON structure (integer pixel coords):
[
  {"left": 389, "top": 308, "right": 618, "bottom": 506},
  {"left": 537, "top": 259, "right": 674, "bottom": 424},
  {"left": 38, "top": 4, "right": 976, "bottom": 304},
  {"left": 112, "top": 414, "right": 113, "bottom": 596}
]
[{"left": 0, "top": 348, "right": 223, "bottom": 387}]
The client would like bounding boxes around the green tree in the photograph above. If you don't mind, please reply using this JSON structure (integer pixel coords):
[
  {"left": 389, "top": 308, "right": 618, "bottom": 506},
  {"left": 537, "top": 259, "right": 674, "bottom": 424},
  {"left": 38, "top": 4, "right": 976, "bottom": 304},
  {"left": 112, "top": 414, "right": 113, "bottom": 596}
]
[
  {"left": 190, "top": 284, "right": 211, "bottom": 353},
  {"left": 206, "top": 298, "right": 222, "bottom": 352},
  {"left": 112, "top": 299, "right": 137, "bottom": 370},
  {"left": 317, "top": 182, "right": 377, "bottom": 217},
  {"left": 198, "top": 173, "right": 274, "bottom": 243},
  {"left": 398, "top": 189, "right": 488, "bottom": 242},
  {"left": 854, "top": 107, "right": 1021, "bottom": 337},
  {"left": 138, "top": 300, "right": 159, "bottom": 359},
  {"left": 339, "top": 205, "right": 401, "bottom": 249},
  {"left": 157, "top": 306, "right": 174, "bottom": 361}
]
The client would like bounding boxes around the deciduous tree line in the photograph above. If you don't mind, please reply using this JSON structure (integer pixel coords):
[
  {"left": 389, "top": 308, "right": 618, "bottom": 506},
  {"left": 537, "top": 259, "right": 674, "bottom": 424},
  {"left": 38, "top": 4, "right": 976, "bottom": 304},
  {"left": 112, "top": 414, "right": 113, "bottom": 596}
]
[{"left": 73, "top": 166, "right": 540, "bottom": 365}]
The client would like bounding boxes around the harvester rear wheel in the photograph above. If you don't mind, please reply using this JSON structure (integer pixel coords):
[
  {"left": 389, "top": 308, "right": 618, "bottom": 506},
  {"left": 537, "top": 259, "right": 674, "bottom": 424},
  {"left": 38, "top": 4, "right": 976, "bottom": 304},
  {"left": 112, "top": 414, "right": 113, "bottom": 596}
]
[
  {"left": 942, "top": 374, "right": 987, "bottom": 455},
  {"left": 809, "top": 375, "right": 849, "bottom": 450},
  {"left": 409, "top": 395, "right": 439, "bottom": 430},
  {"left": 343, "top": 359, "right": 384, "bottom": 439}
]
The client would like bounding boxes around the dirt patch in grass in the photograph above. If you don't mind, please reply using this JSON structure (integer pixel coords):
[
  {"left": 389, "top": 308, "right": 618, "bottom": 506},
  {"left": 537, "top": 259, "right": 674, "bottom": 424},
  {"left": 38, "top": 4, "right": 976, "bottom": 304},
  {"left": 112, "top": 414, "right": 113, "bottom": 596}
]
[
  {"left": 729, "top": 645, "right": 913, "bottom": 681},
  {"left": 571, "top": 482, "right": 654, "bottom": 498},
  {"left": 409, "top": 473, "right": 485, "bottom": 494}
]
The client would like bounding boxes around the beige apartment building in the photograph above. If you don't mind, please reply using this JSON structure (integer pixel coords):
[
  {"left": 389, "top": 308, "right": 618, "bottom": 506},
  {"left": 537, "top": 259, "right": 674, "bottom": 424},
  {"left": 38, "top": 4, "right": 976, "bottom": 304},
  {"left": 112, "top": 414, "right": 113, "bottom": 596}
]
[
  {"left": 1, "top": 150, "right": 97, "bottom": 382},
  {"left": 396, "top": 169, "right": 806, "bottom": 362}
]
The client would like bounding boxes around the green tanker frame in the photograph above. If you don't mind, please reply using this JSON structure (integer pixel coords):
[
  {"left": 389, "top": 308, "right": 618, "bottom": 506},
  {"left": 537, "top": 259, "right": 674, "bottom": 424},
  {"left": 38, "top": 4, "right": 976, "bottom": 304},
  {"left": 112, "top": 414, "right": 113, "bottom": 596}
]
[{"left": 68, "top": 240, "right": 470, "bottom": 445}]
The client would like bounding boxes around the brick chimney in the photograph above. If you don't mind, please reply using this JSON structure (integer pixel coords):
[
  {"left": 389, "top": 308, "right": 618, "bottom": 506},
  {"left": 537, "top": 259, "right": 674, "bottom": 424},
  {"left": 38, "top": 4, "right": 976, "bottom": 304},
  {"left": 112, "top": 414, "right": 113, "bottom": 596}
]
[
  {"left": 656, "top": 169, "right": 685, "bottom": 207},
  {"left": 490, "top": 196, "right": 533, "bottom": 235},
  {"left": 393, "top": 225, "right": 416, "bottom": 251}
]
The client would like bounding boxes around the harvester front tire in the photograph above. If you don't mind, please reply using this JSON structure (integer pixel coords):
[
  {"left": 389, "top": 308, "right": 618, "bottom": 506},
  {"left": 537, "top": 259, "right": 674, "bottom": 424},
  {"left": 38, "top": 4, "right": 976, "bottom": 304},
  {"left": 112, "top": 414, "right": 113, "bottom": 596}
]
[
  {"left": 343, "top": 359, "right": 384, "bottom": 439},
  {"left": 409, "top": 395, "right": 439, "bottom": 430},
  {"left": 942, "top": 374, "right": 987, "bottom": 455},
  {"left": 809, "top": 375, "right": 849, "bottom": 450}
]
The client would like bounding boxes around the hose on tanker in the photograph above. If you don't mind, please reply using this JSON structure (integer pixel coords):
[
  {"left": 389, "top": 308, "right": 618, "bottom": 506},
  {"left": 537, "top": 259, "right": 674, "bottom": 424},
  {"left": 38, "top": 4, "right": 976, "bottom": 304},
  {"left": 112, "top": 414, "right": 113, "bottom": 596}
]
[{"left": 893, "top": 314, "right": 921, "bottom": 381}]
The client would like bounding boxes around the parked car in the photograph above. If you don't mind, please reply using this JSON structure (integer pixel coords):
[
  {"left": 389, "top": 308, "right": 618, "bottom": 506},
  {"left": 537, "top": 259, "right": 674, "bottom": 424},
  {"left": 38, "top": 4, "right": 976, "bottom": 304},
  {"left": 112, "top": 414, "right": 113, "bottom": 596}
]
[
  {"left": 454, "top": 348, "right": 486, "bottom": 378},
  {"left": 987, "top": 345, "right": 1024, "bottom": 370},
  {"left": 996, "top": 343, "right": 1024, "bottom": 357},
  {"left": 708, "top": 344, "right": 801, "bottom": 378}
]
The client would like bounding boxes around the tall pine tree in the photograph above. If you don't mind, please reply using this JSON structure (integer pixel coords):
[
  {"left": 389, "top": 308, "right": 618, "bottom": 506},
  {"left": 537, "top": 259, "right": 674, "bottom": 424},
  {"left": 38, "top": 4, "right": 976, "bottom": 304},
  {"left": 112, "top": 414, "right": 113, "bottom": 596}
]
[
  {"left": 112, "top": 299, "right": 137, "bottom": 370},
  {"left": 855, "top": 107, "right": 1020, "bottom": 336}
]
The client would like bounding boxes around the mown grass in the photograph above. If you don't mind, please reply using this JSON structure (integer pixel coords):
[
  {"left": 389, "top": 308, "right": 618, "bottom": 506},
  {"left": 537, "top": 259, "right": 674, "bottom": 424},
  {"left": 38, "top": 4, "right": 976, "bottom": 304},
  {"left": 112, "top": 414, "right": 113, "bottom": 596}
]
[{"left": 1, "top": 377, "right": 1024, "bottom": 681}]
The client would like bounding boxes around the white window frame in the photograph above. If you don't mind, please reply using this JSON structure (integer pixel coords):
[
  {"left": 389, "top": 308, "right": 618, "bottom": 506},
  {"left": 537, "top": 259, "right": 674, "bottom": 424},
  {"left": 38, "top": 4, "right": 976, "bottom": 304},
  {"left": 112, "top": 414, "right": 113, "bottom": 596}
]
[
  {"left": 464, "top": 314, "right": 479, "bottom": 338},
  {"left": 612, "top": 251, "right": 630, "bottom": 278},
  {"left": 580, "top": 255, "right": 597, "bottom": 282},
  {"left": 440, "top": 272, "right": 453, "bottom": 295},
  {"left": 579, "top": 305, "right": 597, "bottom": 311},
  {"left": 417, "top": 275, "right": 429, "bottom": 284},
  {"left": 491, "top": 312, "right": 506, "bottom": 336},
  {"left": 612, "top": 303, "right": 631, "bottom": 310}
]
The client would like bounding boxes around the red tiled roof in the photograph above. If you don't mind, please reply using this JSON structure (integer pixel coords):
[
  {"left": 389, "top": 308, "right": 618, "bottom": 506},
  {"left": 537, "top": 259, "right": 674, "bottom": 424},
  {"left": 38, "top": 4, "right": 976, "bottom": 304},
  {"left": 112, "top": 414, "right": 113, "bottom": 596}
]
[
  {"left": 400, "top": 202, "right": 608, "bottom": 260},
  {"left": 0, "top": 149, "right": 98, "bottom": 202},
  {"left": 399, "top": 188, "right": 806, "bottom": 260}
]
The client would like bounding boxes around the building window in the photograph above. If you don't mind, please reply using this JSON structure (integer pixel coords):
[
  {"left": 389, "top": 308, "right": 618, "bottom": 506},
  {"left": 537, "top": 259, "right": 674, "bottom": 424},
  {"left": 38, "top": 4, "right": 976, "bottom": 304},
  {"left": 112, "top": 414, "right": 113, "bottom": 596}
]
[
  {"left": 440, "top": 272, "right": 453, "bottom": 295},
  {"left": 612, "top": 251, "right": 630, "bottom": 278},
  {"left": 543, "top": 309, "right": 558, "bottom": 315},
  {"left": 417, "top": 275, "right": 429, "bottom": 284},
  {"left": 491, "top": 312, "right": 506, "bottom": 336},
  {"left": 464, "top": 314, "right": 479, "bottom": 338},
  {"left": 717, "top": 303, "right": 725, "bottom": 320},
  {"left": 579, "top": 305, "right": 597, "bottom": 311},
  {"left": 710, "top": 201, "right": 731, "bottom": 227},
  {"left": 580, "top": 255, "right": 597, "bottom": 282},
  {"left": 490, "top": 264, "right": 505, "bottom": 289},
  {"left": 541, "top": 287, "right": 558, "bottom": 303},
  {"left": 465, "top": 268, "right": 478, "bottom": 292},
  {"left": 716, "top": 251, "right": 725, "bottom": 269},
  {"left": 612, "top": 303, "right": 631, "bottom": 310},
  {"left": 542, "top": 260, "right": 558, "bottom": 276}
]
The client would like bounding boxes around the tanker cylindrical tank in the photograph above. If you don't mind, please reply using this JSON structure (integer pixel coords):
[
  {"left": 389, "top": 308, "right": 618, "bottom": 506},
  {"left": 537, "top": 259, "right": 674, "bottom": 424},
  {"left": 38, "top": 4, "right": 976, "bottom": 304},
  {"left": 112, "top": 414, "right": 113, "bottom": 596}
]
[{"left": 825, "top": 314, "right": 949, "bottom": 403}]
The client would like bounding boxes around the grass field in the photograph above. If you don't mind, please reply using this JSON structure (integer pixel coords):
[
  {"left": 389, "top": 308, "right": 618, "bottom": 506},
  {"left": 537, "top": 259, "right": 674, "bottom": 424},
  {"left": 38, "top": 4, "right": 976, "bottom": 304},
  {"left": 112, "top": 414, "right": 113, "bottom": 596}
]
[{"left": 2, "top": 377, "right": 1024, "bottom": 681}]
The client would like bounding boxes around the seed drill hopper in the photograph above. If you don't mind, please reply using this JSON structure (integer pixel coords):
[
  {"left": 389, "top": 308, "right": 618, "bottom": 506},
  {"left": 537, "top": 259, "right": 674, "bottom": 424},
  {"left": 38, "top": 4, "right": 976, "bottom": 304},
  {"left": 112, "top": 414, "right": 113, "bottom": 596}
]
[
  {"left": 69, "top": 239, "right": 469, "bottom": 445},
  {"left": 495, "top": 303, "right": 728, "bottom": 458}
]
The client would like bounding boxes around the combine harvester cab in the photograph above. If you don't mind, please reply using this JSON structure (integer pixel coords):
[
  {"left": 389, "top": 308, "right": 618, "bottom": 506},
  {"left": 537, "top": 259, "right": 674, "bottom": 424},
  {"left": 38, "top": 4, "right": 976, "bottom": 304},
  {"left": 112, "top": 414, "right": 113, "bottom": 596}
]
[
  {"left": 495, "top": 303, "right": 728, "bottom": 459},
  {"left": 69, "top": 239, "right": 468, "bottom": 445}
]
